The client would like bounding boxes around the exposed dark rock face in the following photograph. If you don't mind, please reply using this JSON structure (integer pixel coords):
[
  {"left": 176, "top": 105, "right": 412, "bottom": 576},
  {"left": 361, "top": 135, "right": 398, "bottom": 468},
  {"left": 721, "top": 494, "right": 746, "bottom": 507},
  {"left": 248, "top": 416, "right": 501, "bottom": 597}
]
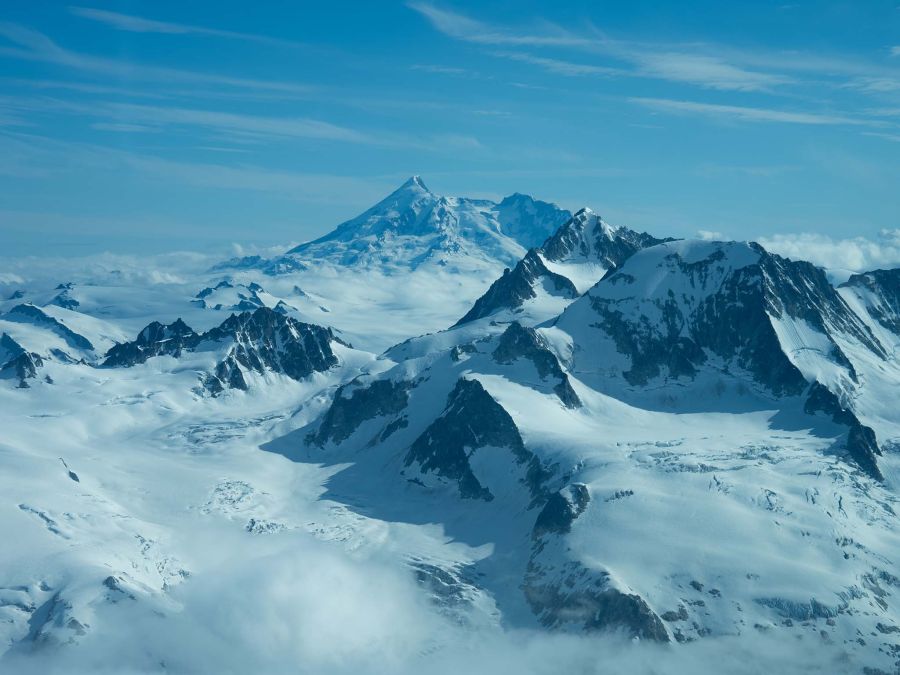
[
  {"left": 103, "top": 319, "right": 199, "bottom": 367},
  {"left": 755, "top": 248, "right": 885, "bottom": 364},
  {"left": 841, "top": 268, "right": 900, "bottom": 336},
  {"left": 50, "top": 289, "right": 79, "bottom": 310},
  {"left": 524, "top": 563, "right": 669, "bottom": 641},
  {"left": 525, "top": 482, "right": 668, "bottom": 641},
  {"left": 804, "top": 382, "right": 883, "bottom": 481},
  {"left": 196, "top": 280, "right": 233, "bottom": 298},
  {"left": 456, "top": 250, "right": 578, "bottom": 326},
  {"left": 6, "top": 304, "right": 94, "bottom": 352},
  {"left": 1, "top": 333, "right": 25, "bottom": 363},
  {"left": 404, "top": 378, "right": 550, "bottom": 501},
  {"left": 845, "top": 426, "right": 883, "bottom": 482},
  {"left": 492, "top": 322, "right": 581, "bottom": 408},
  {"left": 212, "top": 355, "right": 248, "bottom": 392},
  {"left": 202, "top": 308, "right": 338, "bottom": 383},
  {"left": 103, "top": 308, "right": 339, "bottom": 393},
  {"left": 532, "top": 484, "right": 590, "bottom": 538},
  {"left": 310, "top": 378, "right": 412, "bottom": 446},
  {"left": 541, "top": 208, "right": 670, "bottom": 268},
  {"left": 580, "top": 243, "right": 879, "bottom": 396},
  {"left": 193, "top": 281, "right": 268, "bottom": 311},
  {"left": 0, "top": 334, "right": 43, "bottom": 388},
  {"left": 456, "top": 209, "right": 669, "bottom": 326},
  {"left": 4, "top": 352, "right": 44, "bottom": 387}
]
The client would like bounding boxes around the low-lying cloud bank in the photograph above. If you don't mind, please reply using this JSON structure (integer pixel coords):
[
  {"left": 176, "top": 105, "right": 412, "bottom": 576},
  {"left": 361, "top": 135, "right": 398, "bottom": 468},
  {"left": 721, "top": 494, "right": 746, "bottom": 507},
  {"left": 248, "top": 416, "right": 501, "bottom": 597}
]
[
  {"left": 758, "top": 229, "right": 900, "bottom": 280},
  {"left": 0, "top": 530, "right": 862, "bottom": 675}
]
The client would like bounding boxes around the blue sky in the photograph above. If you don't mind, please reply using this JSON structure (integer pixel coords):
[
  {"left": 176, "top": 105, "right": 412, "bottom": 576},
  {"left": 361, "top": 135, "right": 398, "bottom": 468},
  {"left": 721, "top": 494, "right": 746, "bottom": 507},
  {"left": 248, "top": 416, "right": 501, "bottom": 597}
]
[{"left": 1, "top": 0, "right": 899, "bottom": 257}]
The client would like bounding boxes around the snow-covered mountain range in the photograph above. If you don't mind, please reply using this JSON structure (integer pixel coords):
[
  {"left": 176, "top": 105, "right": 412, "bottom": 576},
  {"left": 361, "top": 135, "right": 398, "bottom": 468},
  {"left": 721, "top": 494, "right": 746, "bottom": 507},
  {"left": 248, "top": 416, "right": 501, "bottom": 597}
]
[{"left": 2, "top": 178, "right": 899, "bottom": 673}]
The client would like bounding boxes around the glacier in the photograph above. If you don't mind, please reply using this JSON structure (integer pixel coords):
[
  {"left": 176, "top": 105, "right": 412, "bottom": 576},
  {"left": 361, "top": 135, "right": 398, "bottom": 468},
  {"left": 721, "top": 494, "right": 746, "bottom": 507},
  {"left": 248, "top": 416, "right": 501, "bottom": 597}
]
[{"left": 1, "top": 177, "right": 899, "bottom": 674}]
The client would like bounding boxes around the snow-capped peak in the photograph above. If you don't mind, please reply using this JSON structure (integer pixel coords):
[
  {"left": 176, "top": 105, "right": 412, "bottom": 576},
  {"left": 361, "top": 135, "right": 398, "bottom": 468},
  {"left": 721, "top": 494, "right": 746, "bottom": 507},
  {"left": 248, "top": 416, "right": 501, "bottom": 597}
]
[
  {"left": 399, "top": 174, "right": 430, "bottom": 193},
  {"left": 283, "top": 178, "right": 570, "bottom": 272},
  {"left": 568, "top": 207, "right": 618, "bottom": 239}
]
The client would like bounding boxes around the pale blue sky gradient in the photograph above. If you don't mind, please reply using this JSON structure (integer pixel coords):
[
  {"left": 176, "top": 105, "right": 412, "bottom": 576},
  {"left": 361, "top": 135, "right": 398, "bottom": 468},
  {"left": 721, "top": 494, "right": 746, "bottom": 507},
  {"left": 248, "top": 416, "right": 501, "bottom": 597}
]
[{"left": 1, "top": 1, "right": 899, "bottom": 256}]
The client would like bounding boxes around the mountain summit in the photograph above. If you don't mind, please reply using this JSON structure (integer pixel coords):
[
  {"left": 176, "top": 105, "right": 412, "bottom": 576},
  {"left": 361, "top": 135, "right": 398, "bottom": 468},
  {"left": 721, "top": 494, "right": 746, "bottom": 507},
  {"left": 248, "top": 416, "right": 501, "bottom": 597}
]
[
  {"left": 284, "top": 177, "right": 571, "bottom": 271},
  {"left": 455, "top": 207, "right": 670, "bottom": 326}
]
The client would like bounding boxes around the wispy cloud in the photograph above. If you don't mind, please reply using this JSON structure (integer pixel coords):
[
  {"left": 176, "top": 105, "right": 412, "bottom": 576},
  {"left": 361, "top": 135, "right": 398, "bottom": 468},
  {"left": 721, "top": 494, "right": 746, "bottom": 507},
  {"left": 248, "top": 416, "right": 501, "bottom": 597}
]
[
  {"left": 407, "top": 2, "right": 591, "bottom": 47},
  {"left": 891, "top": 46, "right": 900, "bottom": 57},
  {"left": 626, "top": 51, "right": 791, "bottom": 92},
  {"left": 862, "top": 131, "right": 900, "bottom": 143},
  {"left": 629, "top": 97, "right": 879, "bottom": 126},
  {"left": 1, "top": 95, "right": 485, "bottom": 151},
  {"left": 69, "top": 6, "right": 301, "bottom": 48},
  {"left": 849, "top": 76, "right": 900, "bottom": 93},
  {"left": 0, "top": 22, "right": 312, "bottom": 93},
  {"left": 90, "top": 121, "right": 158, "bottom": 133},
  {"left": 408, "top": 3, "right": 790, "bottom": 92},
  {"left": 492, "top": 51, "right": 622, "bottom": 77},
  {"left": 104, "top": 103, "right": 372, "bottom": 143},
  {"left": 0, "top": 129, "right": 393, "bottom": 203},
  {"left": 410, "top": 64, "right": 470, "bottom": 76}
]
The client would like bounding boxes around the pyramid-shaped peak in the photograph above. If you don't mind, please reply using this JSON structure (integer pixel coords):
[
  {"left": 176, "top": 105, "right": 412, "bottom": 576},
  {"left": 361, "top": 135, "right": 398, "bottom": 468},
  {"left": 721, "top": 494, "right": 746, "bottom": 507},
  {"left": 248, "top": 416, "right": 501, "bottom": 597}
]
[{"left": 397, "top": 175, "right": 430, "bottom": 193}]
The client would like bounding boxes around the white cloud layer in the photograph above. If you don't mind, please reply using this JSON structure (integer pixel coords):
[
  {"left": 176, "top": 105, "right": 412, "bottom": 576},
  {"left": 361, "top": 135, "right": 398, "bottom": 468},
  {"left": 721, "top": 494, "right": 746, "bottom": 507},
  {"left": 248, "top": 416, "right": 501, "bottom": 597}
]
[
  {"left": 758, "top": 229, "right": 900, "bottom": 278},
  {"left": 68, "top": 6, "right": 301, "bottom": 48},
  {"left": 0, "top": 527, "right": 864, "bottom": 674}
]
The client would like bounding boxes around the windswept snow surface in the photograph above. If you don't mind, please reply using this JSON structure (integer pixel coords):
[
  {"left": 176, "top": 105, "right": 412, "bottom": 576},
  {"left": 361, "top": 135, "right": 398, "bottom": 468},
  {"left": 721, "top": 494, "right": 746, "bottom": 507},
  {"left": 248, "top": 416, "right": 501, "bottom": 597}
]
[{"left": 2, "top": 181, "right": 900, "bottom": 674}]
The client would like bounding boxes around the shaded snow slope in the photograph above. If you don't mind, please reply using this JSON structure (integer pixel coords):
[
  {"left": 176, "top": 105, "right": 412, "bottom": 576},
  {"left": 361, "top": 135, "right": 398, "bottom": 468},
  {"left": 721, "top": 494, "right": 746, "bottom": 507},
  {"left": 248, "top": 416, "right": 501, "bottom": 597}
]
[
  {"left": 2, "top": 192, "right": 900, "bottom": 673},
  {"left": 456, "top": 208, "right": 670, "bottom": 327}
]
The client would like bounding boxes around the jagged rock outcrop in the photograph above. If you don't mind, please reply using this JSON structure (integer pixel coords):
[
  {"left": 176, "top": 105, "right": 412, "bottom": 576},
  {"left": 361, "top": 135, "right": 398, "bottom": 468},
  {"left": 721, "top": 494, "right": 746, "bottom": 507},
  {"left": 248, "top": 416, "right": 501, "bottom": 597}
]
[
  {"left": 456, "top": 208, "right": 669, "bottom": 325},
  {"left": 525, "top": 483, "right": 668, "bottom": 641},
  {"left": 103, "top": 308, "right": 340, "bottom": 393},
  {"left": 193, "top": 281, "right": 268, "bottom": 311},
  {"left": 541, "top": 208, "right": 670, "bottom": 267},
  {"left": 50, "top": 286, "right": 79, "bottom": 310},
  {"left": 804, "top": 382, "right": 883, "bottom": 481},
  {"left": 0, "top": 333, "right": 43, "bottom": 388},
  {"left": 310, "top": 378, "right": 412, "bottom": 446},
  {"left": 532, "top": 483, "right": 590, "bottom": 538},
  {"left": 840, "top": 268, "right": 900, "bottom": 336},
  {"left": 201, "top": 308, "right": 339, "bottom": 384},
  {"left": 404, "top": 378, "right": 550, "bottom": 501},
  {"left": 455, "top": 250, "right": 578, "bottom": 325},
  {"left": 492, "top": 322, "right": 581, "bottom": 408},
  {"left": 560, "top": 241, "right": 882, "bottom": 395},
  {"left": 103, "top": 319, "right": 199, "bottom": 367}
]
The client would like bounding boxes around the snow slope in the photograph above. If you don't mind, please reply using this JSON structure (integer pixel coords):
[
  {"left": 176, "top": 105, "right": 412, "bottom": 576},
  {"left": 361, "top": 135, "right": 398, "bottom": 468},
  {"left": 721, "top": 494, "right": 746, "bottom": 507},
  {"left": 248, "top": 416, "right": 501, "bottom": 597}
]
[
  {"left": 2, "top": 187, "right": 900, "bottom": 674},
  {"left": 455, "top": 208, "right": 670, "bottom": 327},
  {"left": 285, "top": 176, "right": 570, "bottom": 271}
]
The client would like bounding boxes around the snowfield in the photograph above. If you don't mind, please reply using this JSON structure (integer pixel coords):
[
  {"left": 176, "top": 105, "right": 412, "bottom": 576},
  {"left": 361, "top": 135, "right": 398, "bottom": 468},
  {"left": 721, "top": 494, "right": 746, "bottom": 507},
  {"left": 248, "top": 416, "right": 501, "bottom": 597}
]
[{"left": 1, "top": 179, "right": 899, "bottom": 674}]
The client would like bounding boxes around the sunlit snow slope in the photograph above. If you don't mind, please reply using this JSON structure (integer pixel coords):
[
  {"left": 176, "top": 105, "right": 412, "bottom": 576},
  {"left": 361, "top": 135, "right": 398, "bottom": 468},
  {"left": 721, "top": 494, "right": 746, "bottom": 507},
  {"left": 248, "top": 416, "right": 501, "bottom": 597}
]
[{"left": 2, "top": 180, "right": 900, "bottom": 674}]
